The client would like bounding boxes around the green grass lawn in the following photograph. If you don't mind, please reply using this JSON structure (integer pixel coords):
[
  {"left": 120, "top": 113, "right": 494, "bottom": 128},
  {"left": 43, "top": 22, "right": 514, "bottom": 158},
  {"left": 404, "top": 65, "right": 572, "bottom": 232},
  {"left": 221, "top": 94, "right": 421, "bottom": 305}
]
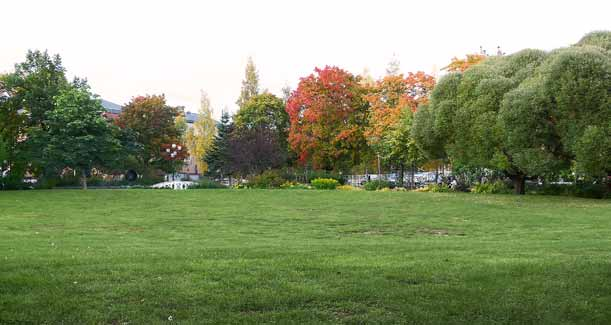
[{"left": 1, "top": 190, "right": 610, "bottom": 324}]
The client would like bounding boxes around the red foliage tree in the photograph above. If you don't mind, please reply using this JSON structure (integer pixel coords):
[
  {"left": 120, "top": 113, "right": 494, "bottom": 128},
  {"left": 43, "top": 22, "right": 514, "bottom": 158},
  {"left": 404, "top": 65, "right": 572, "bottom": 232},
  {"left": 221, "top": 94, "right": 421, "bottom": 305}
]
[{"left": 286, "top": 66, "right": 368, "bottom": 170}]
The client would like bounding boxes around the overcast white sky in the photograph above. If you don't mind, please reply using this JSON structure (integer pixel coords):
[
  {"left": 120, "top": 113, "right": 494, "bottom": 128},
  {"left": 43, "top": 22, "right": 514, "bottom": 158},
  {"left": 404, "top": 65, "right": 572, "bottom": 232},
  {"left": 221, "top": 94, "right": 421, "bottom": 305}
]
[{"left": 1, "top": 0, "right": 609, "bottom": 118}]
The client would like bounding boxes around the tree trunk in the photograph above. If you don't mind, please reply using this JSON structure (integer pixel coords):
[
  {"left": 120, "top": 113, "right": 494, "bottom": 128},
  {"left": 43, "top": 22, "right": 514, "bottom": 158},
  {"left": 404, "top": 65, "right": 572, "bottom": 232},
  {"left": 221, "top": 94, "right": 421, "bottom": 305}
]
[
  {"left": 410, "top": 162, "right": 416, "bottom": 189},
  {"left": 377, "top": 154, "right": 382, "bottom": 182},
  {"left": 81, "top": 176, "right": 88, "bottom": 190},
  {"left": 510, "top": 174, "right": 526, "bottom": 195},
  {"left": 398, "top": 162, "right": 405, "bottom": 188}
]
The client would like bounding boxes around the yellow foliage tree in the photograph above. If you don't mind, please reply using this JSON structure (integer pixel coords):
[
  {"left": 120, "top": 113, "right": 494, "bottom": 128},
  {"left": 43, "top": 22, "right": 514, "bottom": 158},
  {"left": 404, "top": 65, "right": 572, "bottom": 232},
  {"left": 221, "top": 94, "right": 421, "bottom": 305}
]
[{"left": 185, "top": 91, "right": 216, "bottom": 174}]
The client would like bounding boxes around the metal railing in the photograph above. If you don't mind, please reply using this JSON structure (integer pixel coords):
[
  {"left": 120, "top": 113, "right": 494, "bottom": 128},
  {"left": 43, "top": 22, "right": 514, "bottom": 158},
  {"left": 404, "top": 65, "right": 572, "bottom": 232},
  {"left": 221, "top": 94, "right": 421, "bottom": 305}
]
[{"left": 343, "top": 172, "right": 449, "bottom": 187}]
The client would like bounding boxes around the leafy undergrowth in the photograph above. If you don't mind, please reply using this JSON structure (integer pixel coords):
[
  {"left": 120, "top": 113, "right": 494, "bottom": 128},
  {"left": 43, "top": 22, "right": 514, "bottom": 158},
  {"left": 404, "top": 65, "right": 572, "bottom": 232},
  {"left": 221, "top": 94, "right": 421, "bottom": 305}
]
[{"left": 1, "top": 190, "right": 610, "bottom": 324}]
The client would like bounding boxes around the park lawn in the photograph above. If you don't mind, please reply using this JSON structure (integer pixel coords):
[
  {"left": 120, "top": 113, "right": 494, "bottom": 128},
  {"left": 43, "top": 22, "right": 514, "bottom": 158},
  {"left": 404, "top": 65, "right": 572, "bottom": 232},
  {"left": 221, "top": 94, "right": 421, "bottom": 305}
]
[{"left": 0, "top": 190, "right": 610, "bottom": 324}]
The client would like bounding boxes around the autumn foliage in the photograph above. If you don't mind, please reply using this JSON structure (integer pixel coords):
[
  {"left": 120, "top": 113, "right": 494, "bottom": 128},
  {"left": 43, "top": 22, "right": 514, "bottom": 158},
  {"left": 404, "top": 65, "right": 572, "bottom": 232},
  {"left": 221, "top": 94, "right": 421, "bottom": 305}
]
[
  {"left": 364, "top": 72, "right": 435, "bottom": 145},
  {"left": 286, "top": 66, "right": 368, "bottom": 170},
  {"left": 117, "top": 95, "right": 185, "bottom": 172},
  {"left": 443, "top": 53, "right": 486, "bottom": 72}
]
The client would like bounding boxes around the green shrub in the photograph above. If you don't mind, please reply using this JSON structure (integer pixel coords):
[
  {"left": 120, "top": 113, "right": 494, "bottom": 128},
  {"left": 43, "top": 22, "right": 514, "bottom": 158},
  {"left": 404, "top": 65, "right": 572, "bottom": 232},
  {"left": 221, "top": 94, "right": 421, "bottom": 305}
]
[
  {"left": 232, "top": 183, "right": 248, "bottom": 189},
  {"left": 574, "top": 182, "right": 609, "bottom": 199},
  {"left": 337, "top": 185, "right": 361, "bottom": 191},
  {"left": 426, "top": 183, "right": 453, "bottom": 192},
  {"left": 472, "top": 180, "right": 511, "bottom": 194},
  {"left": 52, "top": 173, "right": 163, "bottom": 187},
  {"left": 307, "top": 171, "right": 344, "bottom": 185},
  {"left": 138, "top": 176, "right": 165, "bottom": 186},
  {"left": 191, "top": 177, "right": 226, "bottom": 189},
  {"left": 34, "top": 177, "right": 58, "bottom": 189},
  {"left": 279, "top": 181, "right": 310, "bottom": 190},
  {"left": 1, "top": 163, "right": 29, "bottom": 190},
  {"left": 56, "top": 174, "right": 80, "bottom": 187},
  {"left": 363, "top": 180, "right": 391, "bottom": 191},
  {"left": 87, "top": 176, "right": 108, "bottom": 186},
  {"left": 248, "top": 170, "right": 287, "bottom": 189},
  {"left": 527, "top": 182, "right": 609, "bottom": 198},
  {"left": 311, "top": 178, "right": 339, "bottom": 190},
  {"left": 526, "top": 183, "right": 572, "bottom": 196}
]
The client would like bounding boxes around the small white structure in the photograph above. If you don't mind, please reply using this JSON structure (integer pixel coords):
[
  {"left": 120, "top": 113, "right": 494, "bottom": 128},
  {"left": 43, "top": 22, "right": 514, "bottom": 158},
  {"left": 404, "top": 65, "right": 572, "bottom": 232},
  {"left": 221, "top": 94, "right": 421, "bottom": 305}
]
[{"left": 151, "top": 181, "right": 195, "bottom": 190}]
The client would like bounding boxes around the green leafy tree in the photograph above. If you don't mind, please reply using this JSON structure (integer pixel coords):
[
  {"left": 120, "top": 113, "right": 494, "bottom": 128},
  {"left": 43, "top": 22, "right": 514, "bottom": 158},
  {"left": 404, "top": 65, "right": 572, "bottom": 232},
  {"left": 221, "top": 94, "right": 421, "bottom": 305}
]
[
  {"left": 576, "top": 30, "right": 611, "bottom": 51},
  {"left": 236, "top": 93, "right": 287, "bottom": 131},
  {"left": 117, "top": 95, "right": 184, "bottom": 175},
  {"left": 236, "top": 57, "right": 260, "bottom": 108},
  {"left": 413, "top": 33, "right": 611, "bottom": 194},
  {"left": 234, "top": 93, "right": 289, "bottom": 153},
  {"left": 574, "top": 126, "right": 610, "bottom": 180},
  {"left": 205, "top": 111, "right": 234, "bottom": 178},
  {"left": 34, "top": 82, "right": 121, "bottom": 189},
  {"left": 501, "top": 44, "right": 610, "bottom": 185},
  {"left": 0, "top": 50, "right": 69, "bottom": 185},
  {"left": 10, "top": 50, "right": 68, "bottom": 126},
  {"left": 364, "top": 72, "right": 435, "bottom": 183},
  {"left": 413, "top": 50, "right": 550, "bottom": 193},
  {"left": 0, "top": 138, "right": 7, "bottom": 163},
  {"left": 185, "top": 91, "right": 217, "bottom": 174},
  {"left": 0, "top": 138, "right": 9, "bottom": 189},
  {"left": 389, "top": 108, "right": 427, "bottom": 187}
]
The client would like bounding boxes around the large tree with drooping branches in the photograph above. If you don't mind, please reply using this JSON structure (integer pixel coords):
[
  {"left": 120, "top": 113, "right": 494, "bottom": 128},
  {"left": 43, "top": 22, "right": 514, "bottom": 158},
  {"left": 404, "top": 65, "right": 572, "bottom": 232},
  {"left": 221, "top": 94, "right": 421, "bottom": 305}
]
[{"left": 413, "top": 31, "right": 611, "bottom": 194}]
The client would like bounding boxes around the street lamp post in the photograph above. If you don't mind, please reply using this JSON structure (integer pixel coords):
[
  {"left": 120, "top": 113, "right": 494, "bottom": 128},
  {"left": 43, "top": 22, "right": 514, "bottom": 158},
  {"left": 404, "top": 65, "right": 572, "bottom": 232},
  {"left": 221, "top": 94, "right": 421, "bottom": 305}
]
[{"left": 162, "top": 143, "right": 185, "bottom": 181}]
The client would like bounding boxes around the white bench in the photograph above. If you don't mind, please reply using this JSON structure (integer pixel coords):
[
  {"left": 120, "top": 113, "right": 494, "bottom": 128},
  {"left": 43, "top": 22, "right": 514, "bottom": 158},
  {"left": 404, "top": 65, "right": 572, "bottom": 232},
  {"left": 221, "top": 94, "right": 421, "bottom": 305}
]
[{"left": 151, "top": 181, "right": 195, "bottom": 190}]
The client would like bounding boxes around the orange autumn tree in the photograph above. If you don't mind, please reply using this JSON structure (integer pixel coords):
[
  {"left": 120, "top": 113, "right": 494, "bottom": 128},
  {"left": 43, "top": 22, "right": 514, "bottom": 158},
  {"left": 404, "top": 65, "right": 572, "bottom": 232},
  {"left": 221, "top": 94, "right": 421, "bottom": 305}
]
[
  {"left": 443, "top": 53, "right": 486, "bottom": 72},
  {"left": 364, "top": 72, "right": 436, "bottom": 157},
  {"left": 286, "top": 66, "right": 369, "bottom": 170}
]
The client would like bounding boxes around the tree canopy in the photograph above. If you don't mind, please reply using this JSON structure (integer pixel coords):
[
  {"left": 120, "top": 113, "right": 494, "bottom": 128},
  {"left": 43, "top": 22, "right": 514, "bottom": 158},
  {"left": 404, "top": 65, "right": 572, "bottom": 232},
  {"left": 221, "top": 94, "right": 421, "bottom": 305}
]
[
  {"left": 443, "top": 53, "right": 486, "bottom": 72},
  {"left": 117, "top": 95, "right": 185, "bottom": 175},
  {"left": 205, "top": 111, "right": 233, "bottom": 178},
  {"left": 185, "top": 91, "right": 216, "bottom": 174},
  {"left": 413, "top": 34, "right": 611, "bottom": 194},
  {"left": 364, "top": 72, "right": 435, "bottom": 159},
  {"left": 0, "top": 50, "right": 69, "bottom": 186},
  {"left": 286, "top": 66, "right": 369, "bottom": 170},
  {"left": 34, "top": 82, "right": 121, "bottom": 189},
  {"left": 1, "top": 32, "right": 608, "bottom": 193},
  {"left": 236, "top": 57, "right": 260, "bottom": 108}
]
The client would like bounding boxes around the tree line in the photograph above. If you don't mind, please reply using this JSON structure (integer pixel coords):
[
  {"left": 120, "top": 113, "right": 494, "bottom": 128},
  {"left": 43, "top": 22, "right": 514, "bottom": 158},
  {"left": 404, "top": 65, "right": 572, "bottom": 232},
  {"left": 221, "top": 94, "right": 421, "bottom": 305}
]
[
  {"left": 204, "top": 31, "right": 610, "bottom": 194},
  {"left": 0, "top": 51, "right": 196, "bottom": 189},
  {"left": 1, "top": 32, "right": 609, "bottom": 194}
]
